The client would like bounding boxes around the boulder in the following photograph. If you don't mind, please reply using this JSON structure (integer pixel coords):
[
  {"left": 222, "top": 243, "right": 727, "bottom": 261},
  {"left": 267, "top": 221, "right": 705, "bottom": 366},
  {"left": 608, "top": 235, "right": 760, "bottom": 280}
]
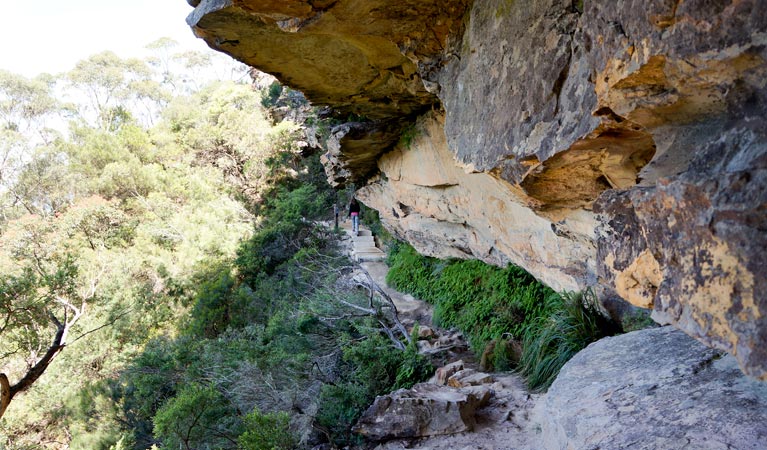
[
  {"left": 417, "top": 326, "right": 436, "bottom": 339},
  {"left": 353, "top": 383, "right": 491, "bottom": 441},
  {"left": 538, "top": 326, "right": 767, "bottom": 450},
  {"left": 434, "top": 360, "right": 464, "bottom": 386},
  {"left": 447, "top": 369, "right": 493, "bottom": 388}
]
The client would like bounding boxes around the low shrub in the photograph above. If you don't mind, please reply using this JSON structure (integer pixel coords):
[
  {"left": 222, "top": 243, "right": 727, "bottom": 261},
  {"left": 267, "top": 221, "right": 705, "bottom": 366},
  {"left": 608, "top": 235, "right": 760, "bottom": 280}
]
[
  {"left": 394, "top": 325, "right": 433, "bottom": 389},
  {"left": 153, "top": 384, "right": 241, "bottom": 450},
  {"left": 621, "top": 308, "right": 658, "bottom": 332},
  {"left": 238, "top": 408, "right": 296, "bottom": 450},
  {"left": 185, "top": 268, "right": 236, "bottom": 338},
  {"left": 315, "top": 383, "right": 369, "bottom": 447}
]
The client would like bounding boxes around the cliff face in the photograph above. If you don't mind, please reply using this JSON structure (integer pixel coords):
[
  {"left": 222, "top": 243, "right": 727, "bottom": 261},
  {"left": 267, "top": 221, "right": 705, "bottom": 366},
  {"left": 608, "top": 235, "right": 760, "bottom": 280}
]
[{"left": 187, "top": 0, "right": 767, "bottom": 379}]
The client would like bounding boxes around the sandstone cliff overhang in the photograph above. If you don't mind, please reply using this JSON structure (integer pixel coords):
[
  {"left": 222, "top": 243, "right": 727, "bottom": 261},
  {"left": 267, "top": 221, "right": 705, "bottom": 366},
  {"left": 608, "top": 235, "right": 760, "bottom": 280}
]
[
  {"left": 187, "top": 0, "right": 767, "bottom": 380},
  {"left": 187, "top": 0, "right": 470, "bottom": 182}
]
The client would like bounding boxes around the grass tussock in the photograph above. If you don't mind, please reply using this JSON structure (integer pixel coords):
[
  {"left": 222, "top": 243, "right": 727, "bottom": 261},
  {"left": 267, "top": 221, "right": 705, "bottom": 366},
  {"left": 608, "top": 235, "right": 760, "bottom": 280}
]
[{"left": 517, "top": 288, "right": 621, "bottom": 391}]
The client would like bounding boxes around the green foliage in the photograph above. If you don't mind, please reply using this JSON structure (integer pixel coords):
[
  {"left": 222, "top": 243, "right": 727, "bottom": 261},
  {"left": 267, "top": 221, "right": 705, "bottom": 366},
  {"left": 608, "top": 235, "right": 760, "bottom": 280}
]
[
  {"left": 153, "top": 383, "right": 240, "bottom": 450},
  {"left": 61, "top": 380, "right": 125, "bottom": 450},
  {"left": 394, "top": 325, "right": 433, "bottom": 389},
  {"left": 67, "top": 51, "right": 152, "bottom": 130},
  {"left": 315, "top": 383, "right": 368, "bottom": 447},
  {"left": 238, "top": 408, "right": 296, "bottom": 450},
  {"left": 120, "top": 337, "right": 180, "bottom": 429},
  {"left": 385, "top": 242, "right": 626, "bottom": 390},
  {"left": 0, "top": 55, "right": 259, "bottom": 447},
  {"left": 184, "top": 267, "right": 236, "bottom": 338},
  {"left": 260, "top": 82, "right": 283, "bottom": 108},
  {"left": 517, "top": 288, "right": 621, "bottom": 391},
  {"left": 620, "top": 308, "right": 657, "bottom": 332},
  {"left": 491, "top": 339, "right": 516, "bottom": 372},
  {"left": 386, "top": 242, "right": 559, "bottom": 353},
  {"left": 0, "top": 45, "right": 426, "bottom": 450},
  {"left": 398, "top": 123, "right": 418, "bottom": 149},
  {"left": 0, "top": 70, "right": 59, "bottom": 132},
  {"left": 360, "top": 205, "right": 391, "bottom": 246},
  {"left": 385, "top": 242, "right": 440, "bottom": 299},
  {"left": 236, "top": 184, "right": 332, "bottom": 281}
]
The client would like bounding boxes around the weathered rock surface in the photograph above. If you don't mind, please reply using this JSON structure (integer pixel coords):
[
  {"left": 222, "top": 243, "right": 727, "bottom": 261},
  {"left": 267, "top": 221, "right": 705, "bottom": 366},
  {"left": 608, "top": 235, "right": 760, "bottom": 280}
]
[
  {"left": 595, "top": 125, "right": 767, "bottom": 378},
  {"left": 539, "top": 326, "right": 767, "bottom": 450},
  {"left": 357, "top": 112, "right": 598, "bottom": 292},
  {"left": 375, "top": 374, "right": 540, "bottom": 450},
  {"left": 320, "top": 120, "right": 404, "bottom": 185},
  {"left": 187, "top": 0, "right": 767, "bottom": 377},
  {"left": 353, "top": 382, "right": 491, "bottom": 441},
  {"left": 433, "top": 359, "right": 464, "bottom": 386},
  {"left": 447, "top": 369, "right": 493, "bottom": 388}
]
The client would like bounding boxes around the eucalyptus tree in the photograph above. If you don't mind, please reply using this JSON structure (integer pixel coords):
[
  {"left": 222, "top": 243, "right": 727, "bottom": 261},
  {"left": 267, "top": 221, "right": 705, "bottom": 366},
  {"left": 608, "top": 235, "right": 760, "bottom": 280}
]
[
  {"left": 66, "top": 51, "right": 153, "bottom": 130},
  {"left": 0, "top": 196, "right": 125, "bottom": 420},
  {"left": 0, "top": 72, "right": 63, "bottom": 223},
  {"left": 0, "top": 70, "right": 58, "bottom": 136}
]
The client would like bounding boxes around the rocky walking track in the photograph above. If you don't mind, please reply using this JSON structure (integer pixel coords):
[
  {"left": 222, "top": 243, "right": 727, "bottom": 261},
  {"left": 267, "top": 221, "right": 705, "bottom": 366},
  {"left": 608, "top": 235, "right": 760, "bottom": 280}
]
[{"left": 339, "top": 222, "right": 547, "bottom": 450}]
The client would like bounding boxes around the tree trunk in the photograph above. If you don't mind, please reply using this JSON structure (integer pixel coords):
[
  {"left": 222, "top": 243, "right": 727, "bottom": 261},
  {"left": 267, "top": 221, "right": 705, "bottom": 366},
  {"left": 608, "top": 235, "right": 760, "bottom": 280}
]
[{"left": 0, "top": 322, "right": 65, "bottom": 420}]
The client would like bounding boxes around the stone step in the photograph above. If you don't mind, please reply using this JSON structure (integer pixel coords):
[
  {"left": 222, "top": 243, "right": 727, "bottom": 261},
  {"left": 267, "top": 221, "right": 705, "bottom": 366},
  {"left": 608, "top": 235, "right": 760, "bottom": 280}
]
[
  {"left": 354, "top": 246, "right": 383, "bottom": 253},
  {"left": 353, "top": 235, "right": 375, "bottom": 243},
  {"left": 355, "top": 252, "right": 387, "bottom": 262},
  {"left": 355, "top": 246, "right": 382, "bottom": 254},
  {"left": 357, "top": 229, "right": 372, "bottom": 236}
]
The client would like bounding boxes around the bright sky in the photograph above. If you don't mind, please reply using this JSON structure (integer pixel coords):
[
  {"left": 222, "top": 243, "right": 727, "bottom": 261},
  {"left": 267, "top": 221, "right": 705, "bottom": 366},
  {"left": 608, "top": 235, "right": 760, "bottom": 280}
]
[{"left": 0, "top": 0, "right": 211, "bottom": 77}]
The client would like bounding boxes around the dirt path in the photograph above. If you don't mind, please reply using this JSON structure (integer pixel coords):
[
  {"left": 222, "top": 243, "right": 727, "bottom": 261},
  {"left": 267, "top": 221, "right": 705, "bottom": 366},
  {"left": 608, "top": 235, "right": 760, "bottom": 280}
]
[
  {"left": 340, "top": 223, "right": 543, "bottom": 450},
  {"left": 361, "top": 260, "right": 434, "bottom": 328}
]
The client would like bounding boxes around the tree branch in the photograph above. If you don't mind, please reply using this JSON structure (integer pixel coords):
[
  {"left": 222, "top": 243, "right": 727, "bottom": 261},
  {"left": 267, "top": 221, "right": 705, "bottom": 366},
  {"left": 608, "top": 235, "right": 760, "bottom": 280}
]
[{"left": 0, "top": 317, "right": 66, "bottom": 419}]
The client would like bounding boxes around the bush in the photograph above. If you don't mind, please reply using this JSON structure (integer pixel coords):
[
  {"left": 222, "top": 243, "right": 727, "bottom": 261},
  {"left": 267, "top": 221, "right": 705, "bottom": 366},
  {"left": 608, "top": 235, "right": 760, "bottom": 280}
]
[
  {"left": 236, "top": 185, "right": 332, "bottom": 282},
  {"left": 153, "top": 384, "right": 240, "bottom": 450},
  {"left": 238, "top": 408, "right": 296, "bottom": 450},
  {"left": 120, "top": 336, "right": 182, "bottom": 446},
  {"left": 393, "top": 325, "right": 433, "bottom": 389},
  {"left": 517, "top": 288, "right": 621, "bottom": 391},
  {"left": 315, "top": 383, "right": 370, "bottom": 447},
  {"left": 185, "top": 268, "right": 236, "bottom": 338},
  {"left": 261, "top": 82, "right": 283, "bottom": 108}
]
